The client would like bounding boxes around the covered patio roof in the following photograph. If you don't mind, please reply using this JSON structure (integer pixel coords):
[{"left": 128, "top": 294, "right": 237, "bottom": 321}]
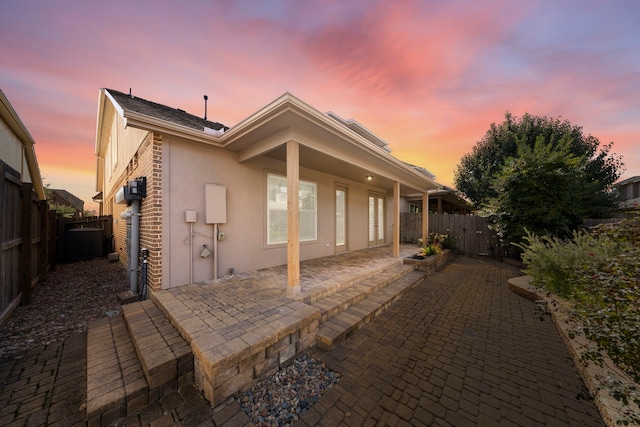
[
  {"left": 220, "top": 93, "right": 440, "bottom": 196},
  {"left": 98, "top": 89, "right": 440, "bottom": 196}
]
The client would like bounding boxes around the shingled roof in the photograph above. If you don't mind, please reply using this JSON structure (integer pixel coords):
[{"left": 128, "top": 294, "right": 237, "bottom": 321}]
[
  {"left": 105, "top": 89, "right": 228, "bottom": 132},
  {"left": 49, "top": 189, "right": 84, "bottom": 211}
]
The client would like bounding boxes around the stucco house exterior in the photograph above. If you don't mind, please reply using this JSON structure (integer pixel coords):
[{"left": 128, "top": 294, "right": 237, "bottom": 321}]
[
  {"left": 0, "top": 89, "right": 45, "bottom": 200},
  {"left": 94, "top": 89, "right": 439, "bottom": 295}
]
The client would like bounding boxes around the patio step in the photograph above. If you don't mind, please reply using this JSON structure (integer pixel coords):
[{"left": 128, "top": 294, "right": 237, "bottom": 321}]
[
  {"left": 152, "top": 287, "right": 321, "bottom": 407},
  {"left": 301, "top": 258, "right": 406, "bottom": 304},
  {"left": 85, "top": 300, "right": 193, "bottom": 426},
  {"left": 86, "top": 315, "right": 149, "bottom": 426},
  {"left": 122, "top": 300, "right": 193, "bottom": 393},
  {"left": 309, "top": 264, "right": 416, "bottom": 323},
  {"left": 315, "top": 268, "right": 427, "bottom": 350}
]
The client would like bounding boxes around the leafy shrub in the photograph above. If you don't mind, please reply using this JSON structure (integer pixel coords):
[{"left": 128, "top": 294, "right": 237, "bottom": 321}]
[
  {"left": 417, "top": 233, "right": 449, "bottom": 256},
  {"left": 515, "top": 229, "right": 615, "bottom": 298},
  {"left": 518, "top": 218, "right": 640, "bottom": 424},
  {"left": 441, "top": 233, "right": 455, "bottom": 250},
  {"left": 429, "top": 232, "right": 449, "bottom": 249},
  {"left": 573, "top": 247, "right": 640, "bottom": 383},
  {"left": 420, "top": 245, "right": 441, "bottom": 256}
]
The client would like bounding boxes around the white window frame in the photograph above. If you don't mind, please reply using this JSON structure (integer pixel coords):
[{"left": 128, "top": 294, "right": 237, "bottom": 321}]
[{"left": 267, "top": 173, "right": 317, "bottom": 245}]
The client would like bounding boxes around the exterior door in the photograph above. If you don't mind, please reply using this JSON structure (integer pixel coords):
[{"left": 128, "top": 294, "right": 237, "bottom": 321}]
[
  {"left": 335, "top": 185, "right": 347, "bottom": 253},
  {"left": 368, "top": 194, "right": 385, "bottom": 246}
]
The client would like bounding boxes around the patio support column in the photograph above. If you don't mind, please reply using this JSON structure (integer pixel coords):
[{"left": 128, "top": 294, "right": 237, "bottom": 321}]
[
  {"left": 393, "top": 180, "right": 400, "bottom": 258},
  {"left": 287, "top": 140, "right": 301, "bottom": 295},
  {"left": 422, "top": 192, "right": 429, "bottom": 245}
]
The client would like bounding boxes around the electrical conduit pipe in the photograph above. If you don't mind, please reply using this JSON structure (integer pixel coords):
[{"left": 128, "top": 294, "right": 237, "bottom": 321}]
[{"left": 129, "top": 199, "right": 141, "bottom": 293}]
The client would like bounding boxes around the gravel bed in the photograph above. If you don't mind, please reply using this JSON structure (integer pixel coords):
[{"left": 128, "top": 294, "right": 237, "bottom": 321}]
[
  {"left": 0, "top": 258, "right": 129, "bottom": 359},
  {"left": 236, "top": 354, "right": 341, "bottom": 426}
]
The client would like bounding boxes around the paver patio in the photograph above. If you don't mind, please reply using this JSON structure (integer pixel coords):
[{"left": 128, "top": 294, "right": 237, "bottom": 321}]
[
  {"left": 299, "top": 256, "right": 605, "bottom": 426},
  {"left": 148, "top": 245, "right": 424, "bottom": 409},
  {"left": 0, "top": 253, "right": 606, "bottom": 426}
]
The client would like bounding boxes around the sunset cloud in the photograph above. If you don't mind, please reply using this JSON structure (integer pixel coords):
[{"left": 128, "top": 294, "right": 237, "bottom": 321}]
[{"left": 1, "top": 0, "right": 638, "bottom": 211}]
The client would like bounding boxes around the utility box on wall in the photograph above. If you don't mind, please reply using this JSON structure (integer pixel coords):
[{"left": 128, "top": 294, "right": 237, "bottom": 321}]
[{"left": 205, "top": 184, "right": 227, "bottom": 224}]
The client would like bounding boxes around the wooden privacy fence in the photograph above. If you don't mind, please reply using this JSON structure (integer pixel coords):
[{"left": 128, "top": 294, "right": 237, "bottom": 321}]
[
  {"left": 0, "top": 160, "right": 54, "bottom": 329},
  {"left": 1, "top": 157, "right": 116, "bottom": 328},
  {"left": 401, "top": 213, "right": 500, "bottom": 256}
]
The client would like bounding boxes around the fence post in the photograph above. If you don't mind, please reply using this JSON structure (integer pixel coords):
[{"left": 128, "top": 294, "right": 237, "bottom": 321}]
[
  {"left": 20, "top": 183, "right": 33, "bottom": 305},
  {"left": 46, "top": 209, "right": 56, "bottom": 270},
  {"left": 38, "top": 200, "right": 48, "bottom": 281},
  {"left": 422, "top": 193, "right": 429, "bottom": 244}
]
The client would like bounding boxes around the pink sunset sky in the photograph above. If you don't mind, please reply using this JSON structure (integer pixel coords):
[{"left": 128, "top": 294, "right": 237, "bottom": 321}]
[{"left": 1, "top": 0, "right": 639, "bottom": 212}]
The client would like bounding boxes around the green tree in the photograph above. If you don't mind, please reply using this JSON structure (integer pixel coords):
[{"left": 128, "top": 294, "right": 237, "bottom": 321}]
[{"left": 454, "top": 112, "right": 624, "bottom": 244}]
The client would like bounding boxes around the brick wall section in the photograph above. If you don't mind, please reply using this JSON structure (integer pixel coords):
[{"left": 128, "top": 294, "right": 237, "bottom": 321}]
[
  {"left": 106, "top": 132, "right": 163, "bottom": 292},
  {"left": 138, "top": 133, "right": 163, "bottom": 291}
]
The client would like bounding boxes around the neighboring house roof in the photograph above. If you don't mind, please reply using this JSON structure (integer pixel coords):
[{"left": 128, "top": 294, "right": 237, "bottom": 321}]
[
  {"left": 49, "top": 189, "right": 84, "bottom": 212},
  {"left": 615, "top": 175, "right": 640, "bottom": 189},
  {"left": 0, "top": 89, "right": 45, "bottom": 200},
  {"left": 406, "top": 185, "right": 475, "bottom": 213},
  {"left": 96, "top": 89, "right": 441, "bottom": 196},
  {"left": 429, "top": 186, "right": 476, "bottom": 211}
]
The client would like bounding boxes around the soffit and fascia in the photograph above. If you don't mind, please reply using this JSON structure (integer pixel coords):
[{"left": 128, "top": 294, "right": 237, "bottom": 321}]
[{"left": 100, "top": 89, "right": 440, "bottom": 194}]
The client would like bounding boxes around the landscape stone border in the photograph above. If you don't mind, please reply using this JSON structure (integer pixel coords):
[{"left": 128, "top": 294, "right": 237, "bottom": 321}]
[
  {"left": 508, "top": 275, "right": 639, "bottom": 427},
  {"left": 403, "top": 249, "right": 454, "bottom": 273}
]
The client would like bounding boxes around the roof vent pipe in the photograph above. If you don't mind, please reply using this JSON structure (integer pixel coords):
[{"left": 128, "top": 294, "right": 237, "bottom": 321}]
[{"left": 204, "top": 95, "right": 208, "bottom": 120}]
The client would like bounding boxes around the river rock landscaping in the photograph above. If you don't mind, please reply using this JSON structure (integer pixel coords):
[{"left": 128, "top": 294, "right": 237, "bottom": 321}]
[{"left": 236, "top": 354, "right": 340, "bottom": 426}]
